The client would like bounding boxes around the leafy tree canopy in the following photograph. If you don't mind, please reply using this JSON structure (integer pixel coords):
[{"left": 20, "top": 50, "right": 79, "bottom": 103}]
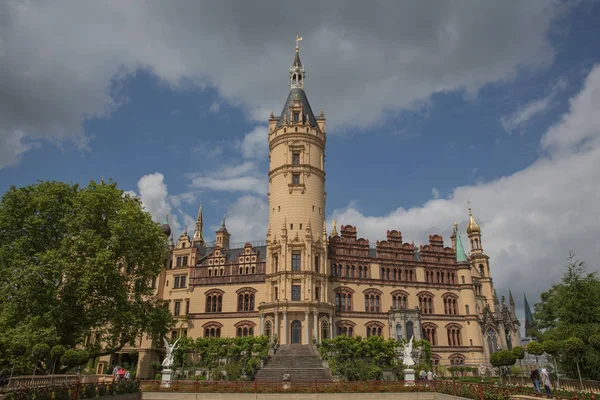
[
  {"left": 534, "top": 252, "right": 600, "bottom": 380},
  {"left": 0, "top": 180, "right": 173, "bottom": 371},
  {"left": 490, "top": 350, "right": 516, "bottom": 369}
]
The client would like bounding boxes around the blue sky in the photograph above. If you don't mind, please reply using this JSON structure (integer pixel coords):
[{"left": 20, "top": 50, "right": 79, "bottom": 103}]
[{"left": 1, "top": 1, "right": 600, "bottom": 319}]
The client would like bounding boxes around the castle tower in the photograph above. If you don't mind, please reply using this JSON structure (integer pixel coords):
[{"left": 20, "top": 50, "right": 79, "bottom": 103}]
[
  {"left": 466, "top": 203, "right": 495, "bottom": 311},
  {"left": 259, "top": 37, "right": 332, "bottom": 345}
]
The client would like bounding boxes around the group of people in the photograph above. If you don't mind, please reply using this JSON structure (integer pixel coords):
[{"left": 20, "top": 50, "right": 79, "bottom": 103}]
[
  {"left": 112, "top": 365, "right": 131, "bottom": 381},
  {"left": 530, "top": 368, "right": 552, "bottom": 397}
]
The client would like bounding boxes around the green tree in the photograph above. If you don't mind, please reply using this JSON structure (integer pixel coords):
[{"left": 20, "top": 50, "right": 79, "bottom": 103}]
[
  {"left": 563, "top": 337, "right": 585, "bottom": 389},
  {"left": 0, "top": 180, "right": 173, "bottom": 372},
  {"left": 526, "top": 341, "right": 544, "bottom": 365},
  {"left": 490, "top": 350, "right": 516, "bottom": 380},
  {"left": 511, "top": 346, "right": 525, "bottom": 366},
  {"left": 534, "top": 252, "right": 600, "bottom": 380}
]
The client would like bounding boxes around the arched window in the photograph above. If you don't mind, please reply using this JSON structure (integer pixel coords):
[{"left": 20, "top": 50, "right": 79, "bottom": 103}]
[
  {"left": 335, "top": 288, "right": 354, "bottom": 312},
  {"left": 346, "top": 265, "right": 350, "bottom": 277},
  {"left": 236, "top": 288, "right": 257, "bottom": 311},
  {"left": 422, "top": 323, "right": 438, "bottom": 345},
  {"left": 449, "top": 354, "right": 466, "bottom": 366},
  {"left": 265, "top": 321, "right": 272, "bottom": 339},
  {"left": 337, "top": 264, "right": 342, "bottom": 276},
  {"left": 235, "top": 320, "right": 256, "bottom": 337},
  {"left": 364, "top": 289, "right": 382, "bottom": 312},
  {"left": 486, "top": 329, "right": 498, "bottom": 355},
  {"left": 479, "top": 264, "right": 485, "bottom": 277},
  {"left": 366, "top": 321, "right": 384, "bottom": 337},
  {"left": 336, "top": 320, "right": 355, "bottom": 337},
  {"left": 205, "top": 289, "right": 224, "bottom": 313},
  {"left": 351, "top": 265, "right": 355, "bottom": 278},
  {"left": 321, "top": 320, "right": 329, "bottom": 340},
  {"left": 203, "top": 322, "right": 223, "bottom": 338},
  {"left": 446, "top": 324, "right": 463, "bottom": 346},
  {"left": 392, "top": 290, "right": 409, "bottom": 310},
  {"left": 505, "top": 328, "right": 513, "bottom": 351},
  {"left": 406, "top": 321, "right": 414, "bottom": 340},
  {"left": 417, "top": 292, "right": 434, "bottom": 314},
  {"left": 442, "top": 294, "right": 459, "bottom": 315},
  {"left": 395, "top": 324, "right": 402, "bottom": 341}
]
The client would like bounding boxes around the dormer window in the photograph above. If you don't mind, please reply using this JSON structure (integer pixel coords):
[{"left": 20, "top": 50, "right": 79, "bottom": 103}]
[{"left": 293, "top": 112, "right": 299, "bottom": 123}]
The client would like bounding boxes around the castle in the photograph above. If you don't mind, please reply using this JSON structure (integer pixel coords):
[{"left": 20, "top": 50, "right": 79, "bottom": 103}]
[{"left": 100, "top": 42, "right": 521, "bottom": 378}]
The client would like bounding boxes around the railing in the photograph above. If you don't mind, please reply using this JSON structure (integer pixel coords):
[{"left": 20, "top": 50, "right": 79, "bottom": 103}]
[
  {"left": 501, "top": 375, "right": 600, "bottom": 394},
  {"left": 1, "top": 380, "right": 139, "bottom": 400},
  {"left": 140, "top": 379, "right": 433, "bottom": 394},
  {"left": 6, "top": 375, "right": 113, "bottom": 389},
  {"left": 435, "top": 380, "right": 598, "bottom": 400}
]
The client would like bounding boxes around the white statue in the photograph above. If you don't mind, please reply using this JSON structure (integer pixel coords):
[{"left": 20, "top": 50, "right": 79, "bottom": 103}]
[
  {"left": 162, "top": 337, "right": 181, "bottom": 369},
  {"left": 402, "top": 336, "right": 415, "bottom": 367}
]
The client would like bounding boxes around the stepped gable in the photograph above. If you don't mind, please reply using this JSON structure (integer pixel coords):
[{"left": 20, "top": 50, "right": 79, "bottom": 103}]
[{"left": 255, "top": 345, "right": 332, "bottom": 382}]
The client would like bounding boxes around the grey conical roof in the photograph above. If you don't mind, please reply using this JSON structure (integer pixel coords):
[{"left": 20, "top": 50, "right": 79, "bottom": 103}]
[{"left": 275, "top": 88, "right": 317, "bottom": 128}]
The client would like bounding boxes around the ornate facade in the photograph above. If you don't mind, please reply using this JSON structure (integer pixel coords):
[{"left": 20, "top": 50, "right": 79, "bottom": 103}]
[{"left": 103, "top": 44, "right": 521, "bottom": 378}]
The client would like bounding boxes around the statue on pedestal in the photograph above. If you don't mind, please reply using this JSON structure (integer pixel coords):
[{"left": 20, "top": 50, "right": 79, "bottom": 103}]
[
  {"left": 401, "top": 336, "right": 416, "bottom": 386},
  {"left": 402, "top": 336, "right": 415, "bottom": 367},
  {"left": 162, "top": 337, "right": 181, "bottom": 369}
]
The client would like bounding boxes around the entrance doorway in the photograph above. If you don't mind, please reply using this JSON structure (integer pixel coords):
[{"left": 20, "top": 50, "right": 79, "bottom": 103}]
[{"left": 291, "top": 320, "right": 302, "bottom": 344}]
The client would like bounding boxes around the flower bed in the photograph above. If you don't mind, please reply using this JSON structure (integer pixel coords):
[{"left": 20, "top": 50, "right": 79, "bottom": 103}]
[
  {"left": 140, "top": 379, "right": 433, "bottom": 394},
  {"left": 3, "top": 380, "right": 140, "bottom": 400}
]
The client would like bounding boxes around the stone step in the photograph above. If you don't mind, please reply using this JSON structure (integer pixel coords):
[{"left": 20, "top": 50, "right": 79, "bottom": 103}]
[{"left": 255, "top": 344, "right": 332, "bottom": 382}]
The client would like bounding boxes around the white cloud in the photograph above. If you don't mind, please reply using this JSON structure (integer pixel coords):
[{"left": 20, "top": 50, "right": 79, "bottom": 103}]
[
  {"left": 501, "top": 78, "right": 568, "bottom": 133},
  {"left": 542, "top": 67, "right": 600, "bottom": 154},
  {"left": 187, "top": 161, "right": 267, "bottom": 195},
  {"left": 0, "top": 0, "right": 571, "bottom": 167},
  {"left": 240, "top": 126, "right": 268, "bottom": 160},
  {"left": 217, "top": 195, "right": 270, "bottom": 244},
  {"left": 431, "top": 188, "right": 440, "bottom": 199},
  {"left": 330, "top": 65, "right": 600, "bottom": 305},
  {"left": 135, "top": 172, "right": 184, "bottom": 236},
  {"left": 169, "top": 191, "right": 197, "bottom": 208}
]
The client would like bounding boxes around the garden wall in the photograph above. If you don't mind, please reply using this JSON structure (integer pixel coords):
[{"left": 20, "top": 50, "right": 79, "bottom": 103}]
[{"left": 143, "top": 392, "right": 436, "bottom": 400}]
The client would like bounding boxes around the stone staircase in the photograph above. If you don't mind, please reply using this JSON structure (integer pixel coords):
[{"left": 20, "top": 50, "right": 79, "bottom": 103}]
[{"left": 255, "top": 344, "right": 332, "bottom": 382}]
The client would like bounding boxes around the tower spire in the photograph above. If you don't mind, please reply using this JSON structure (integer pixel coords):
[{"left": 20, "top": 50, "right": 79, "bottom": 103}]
[
  {"left": 290, "top": 36, "right": 305, "bottom": 89},
  {"left": 193, "top": 202, "right": 205, "bottom": 246}
]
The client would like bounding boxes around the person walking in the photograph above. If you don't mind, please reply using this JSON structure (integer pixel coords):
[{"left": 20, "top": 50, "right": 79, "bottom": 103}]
[
  {"left": 541, "top": 368, "right": 552, "bottom": 398},
  {"left": 530, "top": 369, "right": 541, "bottom": 393}
]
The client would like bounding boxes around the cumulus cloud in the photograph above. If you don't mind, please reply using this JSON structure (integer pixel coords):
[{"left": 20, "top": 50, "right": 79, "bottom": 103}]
[
  {"left": 330, "top": 65, "right": 600, "bottom": 309},
  {"left": 0, "top": 0, "right": 570, "bottom": 167},
  {"left": 240, "top": 126, "right": 269, "bottom": 160},
  {"left": 501, "top": 79, "right": 568, "bottom": 133},
  {"left": 216, "top": 195, "right": 270, "bottom": 244},
  {"left": 133, "top": 172, "right": 186, "bottom": 236}
]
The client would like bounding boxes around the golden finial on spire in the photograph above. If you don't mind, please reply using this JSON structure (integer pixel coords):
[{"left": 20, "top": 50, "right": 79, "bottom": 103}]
[
  {"left": 295, "top": 35, "right": 303, "bottom": 51},
  {"left": 466, "top": 200, "right": 481, "bottom": 235},
  {"left": 331, "top": 219, "right": 338, "bottom": 236}
]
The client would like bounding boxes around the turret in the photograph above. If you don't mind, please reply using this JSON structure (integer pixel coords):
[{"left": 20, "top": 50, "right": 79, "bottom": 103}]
[
  {"left": 466, "top": 201, "right": 483, "bottom": 254},
  {"left": 215, "top": 217, "right": 230, "bottom": 250}
]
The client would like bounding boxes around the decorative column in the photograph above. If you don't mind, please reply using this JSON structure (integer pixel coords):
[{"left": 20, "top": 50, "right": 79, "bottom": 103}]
[
  {"left": 283, "top": 311, "right": 288, "bottom": 344},
  {"left": 275, "top": 310, "right": 280, "bottom": 343},
  {"left": 259, "top": 313, "right": 264, "bottom": 335},
  {"left": 313, "top": 310, "right": 318, "bottom": 342},
  {"left": 329, "top": 314, "right": 333, "bottom": 338},
  {"left": 304, "top": 310, "right": 310, "bottom": 344}
]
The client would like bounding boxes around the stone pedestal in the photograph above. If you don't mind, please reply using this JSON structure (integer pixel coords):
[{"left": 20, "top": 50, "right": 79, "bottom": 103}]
[
  {"left": 161, "top": 368, "right": 173, "bottom": 387},
  {"left": 404, "top": 368, "right": 415, "bottom": 386}
]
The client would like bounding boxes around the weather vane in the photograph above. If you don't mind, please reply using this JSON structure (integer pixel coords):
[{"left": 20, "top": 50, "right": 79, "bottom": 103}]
[{"left": 295, "top": 35, "right": 303, "bottom": 51}]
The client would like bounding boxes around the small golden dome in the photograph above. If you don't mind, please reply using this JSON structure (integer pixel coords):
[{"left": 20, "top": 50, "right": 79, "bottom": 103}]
[{"left": 466, "top": 205, "right": 481, "bottom": 235}]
